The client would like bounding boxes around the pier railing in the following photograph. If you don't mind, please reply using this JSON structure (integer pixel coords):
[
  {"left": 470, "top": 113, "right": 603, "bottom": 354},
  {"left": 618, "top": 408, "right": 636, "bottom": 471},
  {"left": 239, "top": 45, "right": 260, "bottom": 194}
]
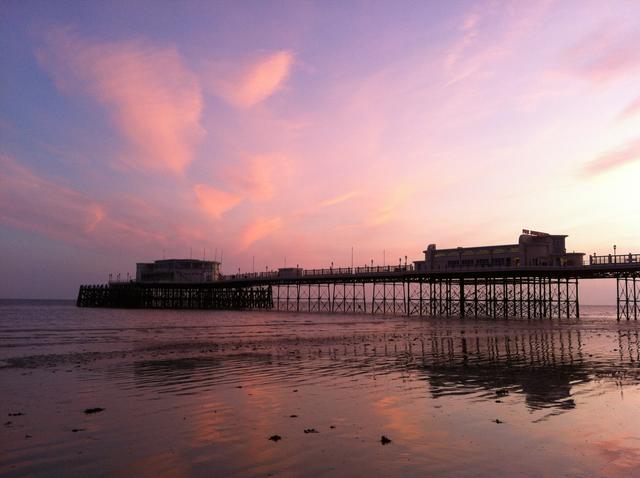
[
  {"left": 221, "top": 265, "right": 415, "bottom": 281},
  {"left": 108, "top": 260, "right": 640, "bottom": 284},
  {"left": 589, "top": 253, "right": 640, "bottom": 265},
  {"left": 106, "top": 258, "right": 640, "bottom": 286}
]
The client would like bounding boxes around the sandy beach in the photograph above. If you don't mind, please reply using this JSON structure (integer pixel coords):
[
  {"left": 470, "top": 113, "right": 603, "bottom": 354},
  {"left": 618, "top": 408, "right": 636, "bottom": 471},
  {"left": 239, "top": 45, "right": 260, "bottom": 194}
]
[{"left": 1, "top": 301, "right": 639, "bottom": 477}]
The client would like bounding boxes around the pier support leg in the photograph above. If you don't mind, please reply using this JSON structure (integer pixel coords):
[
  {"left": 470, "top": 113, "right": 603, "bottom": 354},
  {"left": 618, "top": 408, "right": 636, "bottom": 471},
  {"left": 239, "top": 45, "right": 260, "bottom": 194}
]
[
  {"left": 616, "top": 275, "right": 637, "bottom": 321},
  {"left": 459, "top": 278, "right": 465, "bottom": 319},
  {"left": 634, "top": 276, "right": 638, "bottom": 321}
]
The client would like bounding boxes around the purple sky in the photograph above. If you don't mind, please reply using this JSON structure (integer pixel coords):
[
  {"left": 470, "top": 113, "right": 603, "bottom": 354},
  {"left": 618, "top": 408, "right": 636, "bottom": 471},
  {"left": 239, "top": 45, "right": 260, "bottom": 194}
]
[{"left": 1, "top": 1, "right": 639, "bottom": 301}]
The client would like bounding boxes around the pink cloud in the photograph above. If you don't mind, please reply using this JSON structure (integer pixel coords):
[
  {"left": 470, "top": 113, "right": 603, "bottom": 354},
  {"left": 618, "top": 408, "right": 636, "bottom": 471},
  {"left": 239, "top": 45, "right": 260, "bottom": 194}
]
[
  {"left": 365, "top": 184, "right": 415, "bottom": 227},
  {"left": 443, "top": 2, "right": 552, "bottom": 87},
  {"left": 563, "top": 26, "right": 640, "bottom": 83},
  {"left": 617, "top": 96, "right": 640, "bottom": 120},
  {"left": 207, "top": 50, "right": 294, "bottom": 108},
  {"left": 239, "top": 216, "right": 282, "bottom": 249},
  {"left": 223, "top": 154, "right": 292, "bottom": 202},
  {"left": 0, "top": 154, "right": 107, "bottom": 242},
  {"left": 583, "top": 138, "right": 640, "bottom": 176},
  {"left": 320, "top": 191, "right": 359, "bottom": 207},
  {"left": 85, "top": 203, "right": 107, "bottom": 233},
  {"left": 37, "top": 28, "right": 204, "bottom": 174},
  {"left": 194, "top": 184, "right": 242, "bottom": 219},
  {"left": 0, "top": 154, "right": 209, "bottom": 252},
  {"left": 444, "top": 9, "right": 482, "bottom": 71}
]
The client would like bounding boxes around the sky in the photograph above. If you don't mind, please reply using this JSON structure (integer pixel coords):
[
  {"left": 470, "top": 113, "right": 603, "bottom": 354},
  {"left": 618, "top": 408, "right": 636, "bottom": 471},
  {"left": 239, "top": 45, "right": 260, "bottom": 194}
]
[{"left": 1, "top": 0, "right": 639, "bottom": 301}]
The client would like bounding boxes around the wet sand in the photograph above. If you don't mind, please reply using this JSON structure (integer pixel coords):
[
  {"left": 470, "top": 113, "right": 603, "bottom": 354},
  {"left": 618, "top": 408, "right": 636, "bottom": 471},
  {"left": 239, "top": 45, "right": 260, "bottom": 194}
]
[{"left": 1, "top": 301, "right": 640, "bottom": 477}]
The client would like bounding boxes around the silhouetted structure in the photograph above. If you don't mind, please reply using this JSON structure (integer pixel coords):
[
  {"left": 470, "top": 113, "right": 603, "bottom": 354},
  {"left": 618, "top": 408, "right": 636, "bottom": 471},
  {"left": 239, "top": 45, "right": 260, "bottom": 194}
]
[
  {"left": 77, "top": 231, "right": 639, "bottom": 320},
  {"left": 136, "top": 259, "right": 220, "bottom": 283},
  {"left": 414, "top": 230, "right": 584, "bottom": 271}
]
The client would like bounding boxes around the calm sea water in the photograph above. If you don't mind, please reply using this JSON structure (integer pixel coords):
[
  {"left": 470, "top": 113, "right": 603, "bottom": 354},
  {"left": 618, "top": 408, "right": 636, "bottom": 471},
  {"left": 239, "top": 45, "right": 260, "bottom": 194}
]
[{"left": 1, "top": 301, "right": 639, "bottom": 477}]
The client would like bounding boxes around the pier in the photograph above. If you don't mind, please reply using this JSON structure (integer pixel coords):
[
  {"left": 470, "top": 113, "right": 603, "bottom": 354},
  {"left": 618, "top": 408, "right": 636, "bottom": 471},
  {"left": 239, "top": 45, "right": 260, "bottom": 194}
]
[{"left": 77, "top": 253, "right": 639, "bottom": 320}]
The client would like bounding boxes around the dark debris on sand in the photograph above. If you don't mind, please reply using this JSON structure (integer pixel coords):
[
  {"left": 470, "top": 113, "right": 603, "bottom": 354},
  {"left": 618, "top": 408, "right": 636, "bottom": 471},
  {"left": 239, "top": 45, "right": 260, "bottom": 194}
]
[
  {"left": 380, "top": 435, "right": 392, "bottom": 445},
  {"left": 269, "top": 435, "right": 282, "bottom": 442},
  {"left": 304, "top": 428, "right": 319, "bottom": 434},
  {"left": 83, "top": 407, "right": 105, "bottom": 414}
]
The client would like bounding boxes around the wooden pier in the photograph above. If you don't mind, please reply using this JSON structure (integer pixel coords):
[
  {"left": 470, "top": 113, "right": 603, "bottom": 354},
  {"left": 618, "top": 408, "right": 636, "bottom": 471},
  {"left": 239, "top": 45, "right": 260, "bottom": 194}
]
[{"left": 77, "top": 254, "right": 640, "bottom": 320}]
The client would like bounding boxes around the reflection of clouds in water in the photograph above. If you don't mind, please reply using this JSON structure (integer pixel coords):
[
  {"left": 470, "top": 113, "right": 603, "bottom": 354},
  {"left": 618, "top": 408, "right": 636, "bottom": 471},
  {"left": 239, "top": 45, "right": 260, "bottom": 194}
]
[
  {"left": 374, "top": 396, "right": 424, "bottom": 440},
  {"left": 596, "top": 436, "right": 640, "bottom": 476},
  {"left": 114, "top": 451, "right": 189, "bottom": 478}
]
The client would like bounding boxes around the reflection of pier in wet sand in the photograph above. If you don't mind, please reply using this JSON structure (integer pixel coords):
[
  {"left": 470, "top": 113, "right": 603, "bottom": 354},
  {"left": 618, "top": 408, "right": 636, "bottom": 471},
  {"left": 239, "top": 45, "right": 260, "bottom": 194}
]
[{"left": 121, "top": 325, "right": 640, "bottom": 414}]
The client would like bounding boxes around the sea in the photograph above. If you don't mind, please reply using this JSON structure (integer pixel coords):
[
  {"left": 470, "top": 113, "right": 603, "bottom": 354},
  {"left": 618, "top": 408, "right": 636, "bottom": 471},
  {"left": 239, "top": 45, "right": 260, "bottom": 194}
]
[{"left": 1, "top": 300, "right": 639, "bottom": 477}]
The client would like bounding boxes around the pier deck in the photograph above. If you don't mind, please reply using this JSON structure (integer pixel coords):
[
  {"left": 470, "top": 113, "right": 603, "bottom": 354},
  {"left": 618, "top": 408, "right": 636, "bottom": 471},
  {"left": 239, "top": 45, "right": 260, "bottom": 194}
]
[{"left": 78, "top": 257, "right": 640, "bottom": 321}]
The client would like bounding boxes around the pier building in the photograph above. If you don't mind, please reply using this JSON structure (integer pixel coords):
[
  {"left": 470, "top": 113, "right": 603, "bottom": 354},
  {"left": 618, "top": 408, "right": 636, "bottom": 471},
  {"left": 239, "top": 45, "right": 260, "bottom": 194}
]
[
  {"left": 278, "top": 267, "right": 304, "bottom": 278},
  {"left": 135, "top": 259, "right": 221, "bottom": 283},
  {"left": 413, "top": 230, "right": 584, "bottom": 272}
]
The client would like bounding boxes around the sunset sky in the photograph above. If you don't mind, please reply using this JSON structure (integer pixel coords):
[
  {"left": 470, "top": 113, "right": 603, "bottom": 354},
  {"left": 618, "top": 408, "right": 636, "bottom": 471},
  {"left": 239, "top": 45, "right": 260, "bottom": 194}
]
[{"left": 1, "top": 1, "right": 639, "bottom": 300}]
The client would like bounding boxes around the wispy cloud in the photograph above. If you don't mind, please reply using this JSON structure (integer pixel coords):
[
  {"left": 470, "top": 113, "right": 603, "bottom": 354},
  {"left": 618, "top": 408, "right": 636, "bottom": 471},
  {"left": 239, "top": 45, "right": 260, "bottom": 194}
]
[
  {"left": 583, "top": 138, "right": 640, "bottom": 176},
  {"left": 206, "top": 50, "right": 294, "bottom": 108},
  {"left": 562, "top": 25, "right": 640, "bottom": 83},
  {"left": 222, "top": 154, "right": 293, "bottom": 202},
  {"left": 85, "top": 203, "right": 107, "bottom": 233},
  {"left": 37, "top": 28, "right": 204, "bottom": 174},
  {"left": 0, "top": 154, "right": 107, "bottom": 242},
  {"left": 617, "top": 96, "right": 640, "bottom": 121},
  {"left": 194, "top": 184, "right": 242, "bottom": 219},
  {"left": 443, "top": 2, "right": 552, "bottom": 87},
  {"left": 320, "top": 191, "right": 359, "bottom": 207},
  {"left": 0, "top": 154, "right": 210, "bottom": 251},
  {"left": 364, "top": 184, "right": 415, "bottom": 228},
  {"left": 239, "top": 216, "right": 282, "bottom": 249},
  {"left": 444, "top": 9, "right": 482, "bottom": 72}
]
